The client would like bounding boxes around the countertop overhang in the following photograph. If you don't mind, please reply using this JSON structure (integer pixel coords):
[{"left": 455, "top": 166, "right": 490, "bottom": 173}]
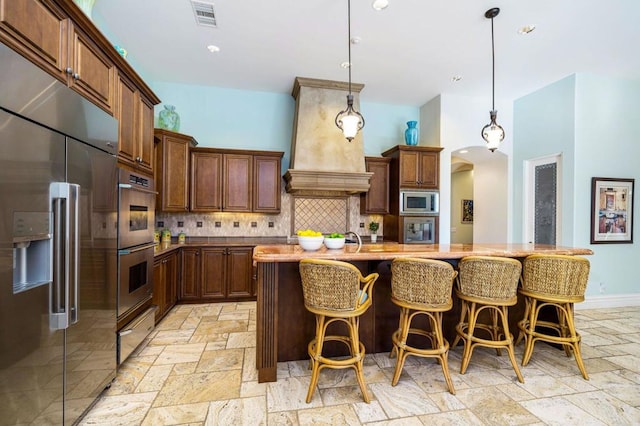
[{"left": 252, "top": 242, "right": 594, "bottom": 263}]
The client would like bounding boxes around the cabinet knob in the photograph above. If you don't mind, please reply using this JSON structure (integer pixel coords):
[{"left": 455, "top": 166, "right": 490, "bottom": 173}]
[
  {"left": 72, "top": 73, "right": 80, "bottom": 80},
  {"left": 65, "top": 67, "right": 73, "bottom": 75}
]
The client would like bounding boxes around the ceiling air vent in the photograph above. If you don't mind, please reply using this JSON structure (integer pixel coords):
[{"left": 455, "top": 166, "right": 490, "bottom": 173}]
[{"left": 191, "top": 0, "right": 217, "bottom": 28}]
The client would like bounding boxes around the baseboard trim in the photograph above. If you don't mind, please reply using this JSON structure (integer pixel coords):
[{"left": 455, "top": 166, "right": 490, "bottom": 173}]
[{"left": 577, "top": 293, "right": 640, "bottom": 310}]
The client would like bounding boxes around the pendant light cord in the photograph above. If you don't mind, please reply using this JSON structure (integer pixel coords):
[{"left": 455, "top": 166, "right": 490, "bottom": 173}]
[
  {"left": 347, "top": 0, "right": 352, "bottom": 96},
  {"left": 491, "top": 15, "right": 495, "bottom": 111}
]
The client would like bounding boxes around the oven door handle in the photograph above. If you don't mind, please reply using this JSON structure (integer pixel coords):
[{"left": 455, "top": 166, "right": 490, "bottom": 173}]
[
  {"left": 118, "top": 242, "right": 158, "bottom": 255},
  {"left": 118, "top": 183, "right": 158, "bottom": 196}
]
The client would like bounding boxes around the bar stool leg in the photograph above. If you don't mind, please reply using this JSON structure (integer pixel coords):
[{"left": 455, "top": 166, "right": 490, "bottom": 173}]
[
  {"left": 459, "top": 301, "right": 477, "bottom": 375},
  {"left": 433, "top": 311, "right": 455, "bottom": 394},
  {"left": 499, "top": 305, "right": 524, "bottom": 383},
  {"left": 391, "top": 307, "right": 411, "bottom": 386},
  {"left": 349, "top": 316, "right": 370, "bottom": 403},
  {"left": 306, "top": 314, "right": 326, "bottom": 403},
  {"left": 521, "top": 298, "right": 538, "bottom": 367}
]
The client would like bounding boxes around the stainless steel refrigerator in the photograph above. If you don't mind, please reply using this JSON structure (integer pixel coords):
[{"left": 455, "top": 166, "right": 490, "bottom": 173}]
[{"left": 0, "top": 42, "right": 118, "bottom": 424}]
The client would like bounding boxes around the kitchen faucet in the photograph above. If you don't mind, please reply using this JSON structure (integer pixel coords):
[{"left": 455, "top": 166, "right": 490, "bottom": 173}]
[{"left": 344, "top": 231, "right": 362, "bottom": 251}]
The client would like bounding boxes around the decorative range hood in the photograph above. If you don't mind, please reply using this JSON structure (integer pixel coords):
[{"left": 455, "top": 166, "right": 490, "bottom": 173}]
[{"left": 284, "top": 77, "right": 372, "bottom": 196}]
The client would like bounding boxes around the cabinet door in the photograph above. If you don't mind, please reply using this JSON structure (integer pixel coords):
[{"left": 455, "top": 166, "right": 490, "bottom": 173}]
[
  {"left": 223, "top": 154, "right": 252, "bottom": 212},
  {"left": 180, "top": 248, "right": 201, "bottom": 300},
  {"left": 165, "top": 251, "right": 178, "bottom": 312},
  {"left": 418, "top": 151, "right": 439, "bottom": 188},
  {"left": 137, "top": 96, "right": 154, "bottom": 175},
  {"left": 0, "top": 0, "right": 68, "bottom": 82},
  {"left": 253, "top": 155, "right": 281, "bottom": 213},
  {"left": 361, "top": 158, "right": 390, "bottom": 214},
  {"left": 68, "top": 23, "right": 115, "bottom": 115},
  {"left": 116, "top": 74, "right": 137, "bottom": 168},
  {"left": 201, "top": 248, "right": 225, "bottom": 300},
  {"left": 226, "top": 247, "right": 253, "bottom": 298},
  {"left": 398, "top": 151, "right": 421, "bottom": 188},
  {"left": 191, "top": 151, "right": 222, "bottom": 211},
  {"left": 152, "top": 258, "right": 166, "bottom": 322},
  {"left": 158, "top": 135, "right": 190, "bottom": 211}
]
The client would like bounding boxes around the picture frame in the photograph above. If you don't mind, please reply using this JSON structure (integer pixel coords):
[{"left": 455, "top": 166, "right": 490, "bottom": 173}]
[
  {"left": 590, "top": 177, "right": 634, "bottom": 244},
  {"left": 461, "top": 199, "right": 474, "bottom": 224}
]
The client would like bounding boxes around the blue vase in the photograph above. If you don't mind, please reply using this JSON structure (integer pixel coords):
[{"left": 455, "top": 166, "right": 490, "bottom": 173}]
[{"left": 404, "top": 121, "right": 418, "bottom": 146}]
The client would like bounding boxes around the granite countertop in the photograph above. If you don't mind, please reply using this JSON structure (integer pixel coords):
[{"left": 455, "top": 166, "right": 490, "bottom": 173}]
[
  {"left": 252, "top": 242, "right": 594, "bottom": 263},
  {"left": 153, "top": 237, "right": 288, "bottom": 257}
]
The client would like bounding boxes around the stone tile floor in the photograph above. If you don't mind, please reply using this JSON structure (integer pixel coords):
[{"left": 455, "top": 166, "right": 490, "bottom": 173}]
[{"left": 81, "top": 303, "right": 640, "bottom": 425}]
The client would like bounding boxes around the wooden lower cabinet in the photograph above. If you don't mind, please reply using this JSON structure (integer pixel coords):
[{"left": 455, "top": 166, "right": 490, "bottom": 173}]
[
  {"left": 179, "top": 246, "right": 254, "bottom": 302},
  {"left": 152, "top": 250, "right": 178, "bottom": 323}
]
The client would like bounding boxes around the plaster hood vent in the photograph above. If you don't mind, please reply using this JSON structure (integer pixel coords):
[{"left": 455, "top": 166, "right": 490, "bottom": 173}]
[
  {"left": 285, "top": 77, "right": 372, "bottom": 196},
  {"left": 191, "top": 1, "right": 217, "bottom": 27}
]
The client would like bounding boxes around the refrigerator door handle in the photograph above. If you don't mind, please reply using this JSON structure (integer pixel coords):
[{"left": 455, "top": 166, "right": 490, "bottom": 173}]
[{"left": 49, "top": 182, "right": 81, "bottom": 329}]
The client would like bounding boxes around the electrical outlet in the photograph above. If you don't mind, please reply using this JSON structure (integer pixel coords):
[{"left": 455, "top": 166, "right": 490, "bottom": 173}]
[
  {"left": 599, "top": 282, "right": 606, "bottom": 294},
  {"left": 359, "top": 222, "right": 365, "bottom": 228}
]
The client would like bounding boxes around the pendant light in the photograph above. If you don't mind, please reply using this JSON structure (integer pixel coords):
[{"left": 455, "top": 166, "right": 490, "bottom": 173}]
[
  {"left": 481, "top": 7, "right": 505, "bottom": 152},
  {"left": 335, "top": 0, "right": 365, "bottom": 142}
]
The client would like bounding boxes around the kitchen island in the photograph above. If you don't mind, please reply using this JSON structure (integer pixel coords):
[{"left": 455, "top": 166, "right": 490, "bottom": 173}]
[{"left": 252, "top": 242, "right": 593, "bottom": 383}]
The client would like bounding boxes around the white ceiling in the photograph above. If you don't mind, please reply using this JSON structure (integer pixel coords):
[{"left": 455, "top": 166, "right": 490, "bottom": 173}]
[{"left": 94, "top": 0, "right": 640, "bottom": 107}]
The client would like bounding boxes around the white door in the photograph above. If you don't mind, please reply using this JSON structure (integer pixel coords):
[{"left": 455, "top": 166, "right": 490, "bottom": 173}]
[{"left": 524, "top": 154, "right": 562, "bottom": 244}]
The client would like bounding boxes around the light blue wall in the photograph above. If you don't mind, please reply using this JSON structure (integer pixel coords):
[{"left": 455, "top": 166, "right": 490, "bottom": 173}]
[
  {"left": 151, "top": 80, "right": 419, "bottom": 174},
  {"left": 513, "top": 75, "right": 576, "bottom": 245},
  {"left": 574, "top": 74, "right": 640, "bottom": 297},
  {"left": 514, "top": 73, "right": 640, "bottom": 297}
]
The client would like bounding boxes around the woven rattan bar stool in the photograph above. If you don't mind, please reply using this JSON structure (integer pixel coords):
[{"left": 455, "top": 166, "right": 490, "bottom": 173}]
[
  {"left": 390, "top": 258, "right": 458, "bottom": 394},
  {"left": 452, "top": 256, "right": 524, "bottom": 383},
  {"left": 516, "top": 254, "right": 591, "bottom": 379},
  {"left": 299, "top": 259, "right": 379, "bottom": 403}
]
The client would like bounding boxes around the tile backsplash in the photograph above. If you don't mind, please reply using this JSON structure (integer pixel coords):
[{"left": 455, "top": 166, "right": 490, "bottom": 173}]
[{"left": 156, "top": 187, "right": 383, "bottom": 238}]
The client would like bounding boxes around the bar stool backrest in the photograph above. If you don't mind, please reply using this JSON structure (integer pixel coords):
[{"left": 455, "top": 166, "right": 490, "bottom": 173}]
[
  {"left": 523, "top": 254, "right": 590, "bottom": 298},
  {"left": 458, "top": 256, "right": 522, "bottom": 300},
  {"left": 299, "top": 259, "right": 362, "bottom": 311},
  {"left": 391, "top": 258, "right": 457, "bottom": 305}
]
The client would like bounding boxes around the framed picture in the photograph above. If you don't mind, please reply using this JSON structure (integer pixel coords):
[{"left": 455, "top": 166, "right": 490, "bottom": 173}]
[
  {"left": 590, "top": 177, "right": 634, "bottom": 244},
  {"left": 461, "top": 199, "right": 474, "bottom": 224}
]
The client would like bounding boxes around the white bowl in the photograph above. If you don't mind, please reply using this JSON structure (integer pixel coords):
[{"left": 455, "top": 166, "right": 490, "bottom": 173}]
[
  {"left": 297, "top": 235, "right": 324, "bottom": 251},
  {"left": 324, "top": 237, "right": 346, "bottom": 249}
]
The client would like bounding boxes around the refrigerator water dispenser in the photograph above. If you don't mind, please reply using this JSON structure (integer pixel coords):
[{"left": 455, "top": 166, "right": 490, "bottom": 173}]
[{"left": 12, "top": 212, "right": 52, "bottom": 293}]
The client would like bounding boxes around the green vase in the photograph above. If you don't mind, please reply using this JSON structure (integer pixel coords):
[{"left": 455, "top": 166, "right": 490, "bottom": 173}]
[
  {"left": 72, "top": 0, "right": 96, "bottom": 20},
  {"left": 158, "top": 105, "right": 181, "bottom": 132}
]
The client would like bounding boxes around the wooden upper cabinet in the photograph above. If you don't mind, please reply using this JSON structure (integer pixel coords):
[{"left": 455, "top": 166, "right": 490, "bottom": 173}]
[
  {"left": 253, "top": 154, "right": 282, "bottom": 213},
  {"left": 191, "top": 150, "right": 222, "bottom": 211},
  {"left": 360, "top": 157, "right": 390, "bottom": 214},
  {"left": 154, "top": 129, "right": 197, "bottom": 212},
  {"left": 223, "top": 153, "right": 252, "bottom": 212},
  {"left": 383, "top": 145, "right": 442, "bottom": 190},
  {"left": 117, "top": 75, "right": 154, "bottom": 175},
  {"left": 190, "top": 148, "right": 283, "bottom": 213},
  {"left": 68, "top": 23, "right": 115, "bottom": 114},
  {"left": 0, "top": 0, "right": 68, "bottom": 82},
  {"left": 138, "top": 96, "right": 155, "bottom": 174},
  {"left": 116, "top": 74, "right": 137, "bottom": 166}
]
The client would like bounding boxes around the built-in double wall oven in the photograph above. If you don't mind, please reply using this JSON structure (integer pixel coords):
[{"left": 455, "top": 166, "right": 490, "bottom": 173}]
[{"left": 117, "top": 169, "right": 156, "bottom": 363}]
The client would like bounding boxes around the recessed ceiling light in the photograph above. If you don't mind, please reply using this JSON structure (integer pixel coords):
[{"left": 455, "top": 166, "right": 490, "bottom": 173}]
[
  {"left": 207, "top": 44, "right": 220, "bottom": 53},
  {"left": 451, "top": 75, "right": 463, "bottom": 82},
  {"left": 459, "top": 149, "right": 469, "bottom": 154},
  {"left": 518, "top": 25, "right": 536, "bottom": 34},
  {"left": 340, "top": 61, "right": 351, "bottom": 69},
  {"left": 372, "top": 0, "right": 389, "bottom": 11}
]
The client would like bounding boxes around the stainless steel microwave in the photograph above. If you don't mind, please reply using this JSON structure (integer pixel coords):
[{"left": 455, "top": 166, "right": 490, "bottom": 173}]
[{"left": 400, "top": 190, "right": 439, "bottom": 215}]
